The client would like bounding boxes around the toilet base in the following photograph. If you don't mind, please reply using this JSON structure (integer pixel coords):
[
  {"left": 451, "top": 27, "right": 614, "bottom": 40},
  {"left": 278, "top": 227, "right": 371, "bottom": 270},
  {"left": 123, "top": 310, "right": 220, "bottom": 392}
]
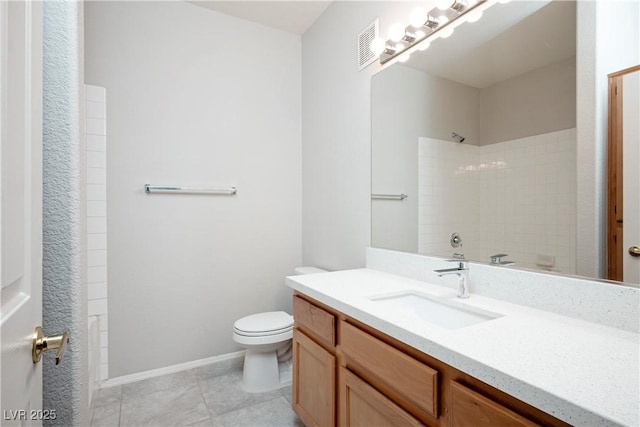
[{"left": 241, "top": 348, "right": 289, "bottom": 393}]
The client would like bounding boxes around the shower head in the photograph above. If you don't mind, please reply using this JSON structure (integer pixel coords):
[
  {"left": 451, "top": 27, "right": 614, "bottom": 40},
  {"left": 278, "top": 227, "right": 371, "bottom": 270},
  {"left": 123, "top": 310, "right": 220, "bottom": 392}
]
[{"left": 452, "top": 132, "right": 465, "bottom": 143}]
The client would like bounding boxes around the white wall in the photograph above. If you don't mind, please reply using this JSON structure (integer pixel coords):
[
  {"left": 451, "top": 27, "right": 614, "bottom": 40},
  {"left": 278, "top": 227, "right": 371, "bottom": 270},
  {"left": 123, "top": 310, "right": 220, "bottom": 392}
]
[
  {"left": 85, "top": 1, "right": 302, "bottom": 377},
  {"left": 479, "top": 57, "right": 576, "bottom": 145},
  {"left": 302, "top": 1, "right": 429, "bottom": 270}
]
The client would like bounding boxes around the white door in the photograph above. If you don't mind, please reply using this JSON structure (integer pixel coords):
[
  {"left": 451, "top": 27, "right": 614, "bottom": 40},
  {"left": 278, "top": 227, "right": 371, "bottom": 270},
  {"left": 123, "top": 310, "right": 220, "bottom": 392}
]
[
  {"left": 623, "top": 70, "right": 640, "bottom": 284},
  {"left": 1, "top": 1, "right": 44, "bottom": 424}
]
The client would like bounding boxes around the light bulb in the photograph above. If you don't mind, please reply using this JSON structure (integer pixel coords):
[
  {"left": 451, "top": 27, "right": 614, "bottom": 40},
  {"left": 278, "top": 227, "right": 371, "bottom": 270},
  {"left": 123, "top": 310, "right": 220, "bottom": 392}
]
[
  {"left": 388, "top": 23, "right": 405, "bottom": 42},
  {"left": 409, "top": 7, "right": 428, "bottom": 28},
  {"left": 466, "top": 10, "right": 483, "bottom": 23},
  {"left": 438, "top": 16, "right": 450, "bottom": 26},
  {"left": 466, "top": 0, "right": 478, "bottom": 6},
  {"left": 436, "top": 0, "right": 455, "bottom": 10},
  {"left": 415, "top": 30, "right": 426, "bottom": 39},
  {"left": 370, "top": 37, "right": 386, "bottom": 55},
  {"left": 417, "top": 41, "right": 431, "bottom": 51},
  {"left": 398, "top": 53, "right": 411, "bottom": 63},
  {"left": 394, "top": 43, "right": 405, "bottom": 52}
]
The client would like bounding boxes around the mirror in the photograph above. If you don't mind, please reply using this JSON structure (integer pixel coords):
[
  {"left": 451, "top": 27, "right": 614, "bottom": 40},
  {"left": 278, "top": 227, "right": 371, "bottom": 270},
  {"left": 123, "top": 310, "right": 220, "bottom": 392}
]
[{"left": 372, "top": 1, "right": 581, "bottom": 275}]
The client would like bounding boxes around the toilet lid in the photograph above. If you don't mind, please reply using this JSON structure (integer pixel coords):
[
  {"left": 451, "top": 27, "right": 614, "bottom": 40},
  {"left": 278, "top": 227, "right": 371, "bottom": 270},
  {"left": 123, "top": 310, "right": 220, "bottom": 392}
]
[{"left": 234, "top": 311, "right": 293, "bottom": 334}]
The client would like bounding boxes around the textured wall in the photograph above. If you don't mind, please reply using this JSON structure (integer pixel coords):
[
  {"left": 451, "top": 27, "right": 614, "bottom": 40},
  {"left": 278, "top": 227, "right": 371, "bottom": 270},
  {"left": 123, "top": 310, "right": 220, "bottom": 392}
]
[{"left": 42, "top": 1, "right": 88, "bottom": 425}]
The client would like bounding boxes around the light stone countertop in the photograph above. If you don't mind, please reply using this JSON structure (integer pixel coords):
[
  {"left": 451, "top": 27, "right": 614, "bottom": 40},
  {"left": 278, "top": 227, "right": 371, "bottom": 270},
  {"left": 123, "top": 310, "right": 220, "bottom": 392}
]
[{"left": 286, "top": 268, "right": 640, "bottom": 427}]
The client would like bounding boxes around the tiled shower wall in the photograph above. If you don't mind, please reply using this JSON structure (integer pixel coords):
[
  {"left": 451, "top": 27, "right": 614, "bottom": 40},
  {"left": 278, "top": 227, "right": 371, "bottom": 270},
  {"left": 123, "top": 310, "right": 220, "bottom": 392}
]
[
  {"left": 419, "top": 128, "right": 577, "bottom": 274},
  {"left": 86, "top": 84, "right": 108, "bottom": 396}
]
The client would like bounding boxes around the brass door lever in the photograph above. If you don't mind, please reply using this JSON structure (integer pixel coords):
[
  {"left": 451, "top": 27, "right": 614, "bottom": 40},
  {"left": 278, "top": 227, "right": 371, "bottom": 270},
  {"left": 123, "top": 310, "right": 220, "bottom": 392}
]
[{"left": 32, "top": 326, "right": 69, "bottom": 365}]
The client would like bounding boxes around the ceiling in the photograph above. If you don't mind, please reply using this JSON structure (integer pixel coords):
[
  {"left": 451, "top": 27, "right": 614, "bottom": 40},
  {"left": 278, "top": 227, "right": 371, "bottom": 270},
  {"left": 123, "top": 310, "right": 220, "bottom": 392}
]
[
  {"left": 189, "top": 1, "right": 332, "bottom": 35},
  {"left": 404, "top": 0, "right": 576, "bottom": 89}
]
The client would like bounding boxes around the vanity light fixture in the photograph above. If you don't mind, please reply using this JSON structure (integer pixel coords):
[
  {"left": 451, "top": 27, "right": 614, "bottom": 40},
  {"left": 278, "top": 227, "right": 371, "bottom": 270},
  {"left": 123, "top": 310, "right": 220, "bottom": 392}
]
[{"left": 371, "top": 0, "right": 500, "bottom": 65}]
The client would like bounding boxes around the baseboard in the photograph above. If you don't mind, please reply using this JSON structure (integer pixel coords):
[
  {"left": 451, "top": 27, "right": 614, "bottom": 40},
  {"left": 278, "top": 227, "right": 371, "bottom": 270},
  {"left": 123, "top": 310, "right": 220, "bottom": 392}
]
[{"left": 100, "top": 350, "right": 245, "bottom": 389}]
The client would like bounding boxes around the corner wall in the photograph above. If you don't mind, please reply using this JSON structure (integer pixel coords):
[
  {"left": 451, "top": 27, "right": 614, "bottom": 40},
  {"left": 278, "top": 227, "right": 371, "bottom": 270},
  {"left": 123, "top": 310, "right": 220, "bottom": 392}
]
[
  {"left": 42, "top": 1, "right": 88, "bottom": 425},
  {"left": 84, "top": 1, "right": 302, "bottom": 377}
]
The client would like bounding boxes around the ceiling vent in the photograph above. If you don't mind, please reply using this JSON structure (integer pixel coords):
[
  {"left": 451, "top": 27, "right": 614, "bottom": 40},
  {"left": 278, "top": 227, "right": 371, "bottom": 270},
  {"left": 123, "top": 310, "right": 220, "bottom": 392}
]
[{"left": 358, "top": 19, "right": 379, "bottom": 71}]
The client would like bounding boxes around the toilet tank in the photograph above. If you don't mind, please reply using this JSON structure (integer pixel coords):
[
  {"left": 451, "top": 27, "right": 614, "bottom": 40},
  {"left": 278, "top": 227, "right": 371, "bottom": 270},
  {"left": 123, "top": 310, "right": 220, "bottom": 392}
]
[{"left": 294, "top": 266, "right": 328, "bottom": 275}]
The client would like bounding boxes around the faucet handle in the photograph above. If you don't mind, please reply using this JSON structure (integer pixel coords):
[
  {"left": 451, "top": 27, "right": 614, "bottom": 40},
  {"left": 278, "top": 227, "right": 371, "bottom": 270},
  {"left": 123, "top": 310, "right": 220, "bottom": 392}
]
[
  {"left": 445, "top": 259, "right": 468, "bottom": 269},
  {"left": 490, "top": 253, "right": 508, "bottom": 264}
]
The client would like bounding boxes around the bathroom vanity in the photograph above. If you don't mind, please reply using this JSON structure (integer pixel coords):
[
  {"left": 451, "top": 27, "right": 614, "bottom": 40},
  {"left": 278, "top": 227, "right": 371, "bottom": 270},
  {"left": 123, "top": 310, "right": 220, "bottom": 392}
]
[{"left": 287, "top": 261, "right": 639, "bottom": 427}]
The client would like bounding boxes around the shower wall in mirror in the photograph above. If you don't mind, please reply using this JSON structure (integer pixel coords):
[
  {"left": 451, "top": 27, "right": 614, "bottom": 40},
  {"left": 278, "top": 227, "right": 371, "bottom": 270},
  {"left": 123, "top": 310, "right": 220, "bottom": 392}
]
[{"left": 371, "top": 0, "right": 578, "bottom": 274}]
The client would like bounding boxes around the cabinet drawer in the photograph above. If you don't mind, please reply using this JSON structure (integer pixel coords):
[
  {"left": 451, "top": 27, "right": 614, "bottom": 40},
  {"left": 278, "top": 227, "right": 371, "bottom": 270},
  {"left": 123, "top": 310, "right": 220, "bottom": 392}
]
[
  {"left": 340, "top": 321, "right": 438, "bottom": 418},
  {"left": 294, "top": 295, "right": 336, "bottom": 347},
  {"left": 340, "top": 367, "right": 424, "bottom": 427},
  {"left": 451, "top": 381, "right": 538, "bottom": 427}
]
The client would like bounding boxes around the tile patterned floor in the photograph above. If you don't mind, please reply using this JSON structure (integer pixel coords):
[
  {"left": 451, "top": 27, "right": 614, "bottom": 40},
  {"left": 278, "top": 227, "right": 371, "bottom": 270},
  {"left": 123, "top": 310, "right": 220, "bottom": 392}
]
[{"left": 90, "top": 358, "right": 304, "bottom": 427}]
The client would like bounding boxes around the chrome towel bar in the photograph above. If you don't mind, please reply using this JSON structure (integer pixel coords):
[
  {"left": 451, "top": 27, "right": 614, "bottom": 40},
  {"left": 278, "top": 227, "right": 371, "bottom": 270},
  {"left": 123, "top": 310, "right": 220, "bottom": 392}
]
[
  {"left": 144, "top": 184, "right": 237, "bottom": 195},
  {"left": 371, "top": 193, "right": 408, "bottom": 200}
]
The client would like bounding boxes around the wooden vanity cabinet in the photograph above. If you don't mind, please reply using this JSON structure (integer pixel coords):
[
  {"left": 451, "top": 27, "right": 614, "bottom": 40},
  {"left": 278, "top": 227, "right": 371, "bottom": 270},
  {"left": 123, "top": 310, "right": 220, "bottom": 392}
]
[
  {"left": 292, "top": 293, "right": 569, "bottom": 427},
  {"left": 292, "top": 296, "right": 337, "bottom": 427}
]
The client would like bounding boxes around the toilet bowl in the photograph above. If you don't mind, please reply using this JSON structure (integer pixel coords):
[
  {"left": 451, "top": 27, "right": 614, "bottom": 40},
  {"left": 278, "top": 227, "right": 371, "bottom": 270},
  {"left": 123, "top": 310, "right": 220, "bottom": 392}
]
[
  {"left": 233, "top": 311, "right": 293, "bottom": 393},
  {"left": 233, "top": 266, "right": 328, "bottom": 393}
]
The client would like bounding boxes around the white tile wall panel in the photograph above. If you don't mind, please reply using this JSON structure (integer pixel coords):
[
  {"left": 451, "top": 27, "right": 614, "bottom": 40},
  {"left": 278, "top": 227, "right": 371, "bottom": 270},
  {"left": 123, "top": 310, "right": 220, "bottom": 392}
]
[
  {"left": 88, "top": 299, "right": 108, "bottom": 316},
  {"left": 85, "top": 84, "right": 109, "bottom": 384},
  {"left": 87, "top": 217, "right": 107, "bottom": 234},
  {"left": 419, "top": 128, "right": 576, "bottom": 274}
]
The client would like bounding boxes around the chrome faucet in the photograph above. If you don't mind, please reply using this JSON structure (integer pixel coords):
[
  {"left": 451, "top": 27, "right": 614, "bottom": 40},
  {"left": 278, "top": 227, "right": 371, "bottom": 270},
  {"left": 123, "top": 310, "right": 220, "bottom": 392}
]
[
  {"left": 434, "top": 260, "right": 469, "bottom": 298},
  {"left": 490, "top": 253, "right": 515, "bottom": 266}
]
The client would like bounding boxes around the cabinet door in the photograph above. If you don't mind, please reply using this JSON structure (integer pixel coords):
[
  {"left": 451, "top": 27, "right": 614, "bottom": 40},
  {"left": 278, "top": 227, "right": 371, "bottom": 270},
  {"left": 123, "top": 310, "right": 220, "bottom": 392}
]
[
  {"left": 340, "top": 367, "right": 424, "bottom": 427},
  {"left": 293, "top": 329, "right": 336, "bottom": 427},
  {"left": 451, "top": 381, "right": 538, "bottom": 427}
]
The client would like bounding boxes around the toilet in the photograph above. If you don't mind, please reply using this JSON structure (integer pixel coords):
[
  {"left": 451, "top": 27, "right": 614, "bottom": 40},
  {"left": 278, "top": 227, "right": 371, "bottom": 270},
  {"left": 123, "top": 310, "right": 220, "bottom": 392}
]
[{"left": 233, "top": 266, "right": 328, "bottom": 393}]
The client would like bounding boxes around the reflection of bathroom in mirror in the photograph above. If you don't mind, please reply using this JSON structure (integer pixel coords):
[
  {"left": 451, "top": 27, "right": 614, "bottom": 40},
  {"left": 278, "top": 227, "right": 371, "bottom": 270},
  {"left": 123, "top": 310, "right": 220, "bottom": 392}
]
[
  {"left": 371, "top": 0, "right": 640, "bottom": 284},
  {"left": 372, "top": 0, "right": 577, "bottom": 273}
]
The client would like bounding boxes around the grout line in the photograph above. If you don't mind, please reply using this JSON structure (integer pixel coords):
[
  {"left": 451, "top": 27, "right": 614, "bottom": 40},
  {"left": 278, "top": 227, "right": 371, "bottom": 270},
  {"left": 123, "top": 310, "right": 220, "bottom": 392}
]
[
  {"left": 195, "top": 370, "right": 215, "bottom": 421},
  {"left": 117, "top": 390, "right": 123, "bottom": 427}
]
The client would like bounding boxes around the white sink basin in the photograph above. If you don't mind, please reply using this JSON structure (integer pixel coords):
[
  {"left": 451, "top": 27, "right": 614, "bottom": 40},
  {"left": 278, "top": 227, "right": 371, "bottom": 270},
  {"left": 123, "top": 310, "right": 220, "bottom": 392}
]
[{"left": 368, "top": 291, "right": 503, "bottom": 330}]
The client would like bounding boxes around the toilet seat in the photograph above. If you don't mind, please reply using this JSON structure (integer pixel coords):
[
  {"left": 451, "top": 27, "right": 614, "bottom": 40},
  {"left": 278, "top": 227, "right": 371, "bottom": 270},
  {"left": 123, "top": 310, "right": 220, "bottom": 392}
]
[
  {"left": 233, "top": 325, "right": 293, "bottom": 337},
  {"left": 233, "top": 311, "right": 293, "bottom": 336}
]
